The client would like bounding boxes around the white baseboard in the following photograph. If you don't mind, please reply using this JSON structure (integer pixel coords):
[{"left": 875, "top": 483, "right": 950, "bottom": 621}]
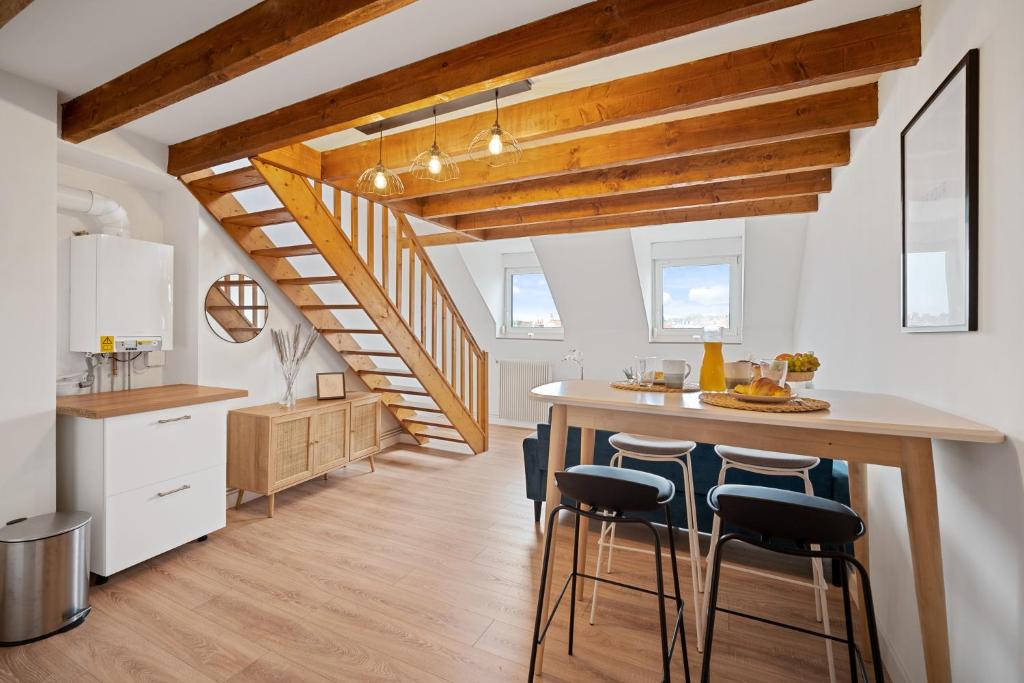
[
  {"left": 878, "top": 629, "right": 914, "bottom": 683},
  {"left": 489, "top": 415, "right": 537, "bottom": 429}
]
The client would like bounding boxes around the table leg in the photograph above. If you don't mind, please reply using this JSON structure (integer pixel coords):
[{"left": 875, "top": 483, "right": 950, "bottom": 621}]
[
  {"left": 576, "top": 427, "right": 596, "bottom": 597},
  {"left": 900, "top": 438, "right": 951, "bottom": 683},
  {"left": 535, "top": 404, "right": 569, "bottom": 677},
  {"left": 847, "top": 462, "right": 873, "bottom": 653}
]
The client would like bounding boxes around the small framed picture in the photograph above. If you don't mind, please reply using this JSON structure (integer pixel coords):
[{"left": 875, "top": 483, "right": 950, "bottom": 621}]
[{"left": 316, "top": 372, "right": 346, "bottom": 400}]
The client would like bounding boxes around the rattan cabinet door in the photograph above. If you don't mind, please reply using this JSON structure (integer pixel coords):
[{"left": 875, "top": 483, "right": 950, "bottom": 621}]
[
  {"left": 269, "top": 413, "right": 313, "bottom": 490},
  {"left": 349, "top": 399, "right": 381, "bottom": 461},
  {"left": 311, "top": 406, "right": 349, "bottom": 474}
]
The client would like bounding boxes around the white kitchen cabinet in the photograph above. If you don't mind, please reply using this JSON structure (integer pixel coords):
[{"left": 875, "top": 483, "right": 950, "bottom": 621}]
[{"left": 56, "top": 385, "right": 246, "bottom": 577}]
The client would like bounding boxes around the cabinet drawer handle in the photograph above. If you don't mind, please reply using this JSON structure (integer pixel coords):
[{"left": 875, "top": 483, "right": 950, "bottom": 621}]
[
  {"left": 157, "top": 414, "right": 192, "bottom": 424},
  {"left": 157, "top": 484, "right": 191, "bottom": 497}
]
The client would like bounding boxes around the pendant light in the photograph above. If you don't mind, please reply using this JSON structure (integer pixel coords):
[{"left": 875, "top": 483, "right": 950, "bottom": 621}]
[
  {"left": 410, "top": 108, "right": 460, "bottom": 182},
  {"left": 356, "top": 126, "right": 404, "bottom": 196},
  {"left": 469, "top": 90, "right": 522, "bottom": 167}
]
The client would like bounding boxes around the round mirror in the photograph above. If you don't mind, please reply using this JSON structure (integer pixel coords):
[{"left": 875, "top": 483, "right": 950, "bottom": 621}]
[{"left": 205, "top": 274, "right": 268, "bottom": 343}]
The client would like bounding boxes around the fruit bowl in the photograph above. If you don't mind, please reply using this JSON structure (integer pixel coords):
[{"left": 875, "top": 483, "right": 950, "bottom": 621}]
[{"left": 786, "top": 371, "right": 815, "bottom": 382}]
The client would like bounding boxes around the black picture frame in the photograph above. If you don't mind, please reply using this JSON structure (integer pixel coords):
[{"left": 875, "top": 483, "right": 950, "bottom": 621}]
[
  {"left": 901, "top": 49, "right": 979, "bottom": 332},
  {"left": 316, "top": 372, "right": 346, "bottom": 400}
]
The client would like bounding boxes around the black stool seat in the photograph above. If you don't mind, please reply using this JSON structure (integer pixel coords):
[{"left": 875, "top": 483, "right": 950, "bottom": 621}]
[
  {"left": 557, "top": 464, "right": 674, "bottom": 512},
  {"left": 708, "top": 484, "right": 863, "bottom": 545}
]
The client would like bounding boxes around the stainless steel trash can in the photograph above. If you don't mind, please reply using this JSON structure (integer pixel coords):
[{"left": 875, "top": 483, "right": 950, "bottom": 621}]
[{"left": 0, "top": 511, "right": 92, "bottom": 645}]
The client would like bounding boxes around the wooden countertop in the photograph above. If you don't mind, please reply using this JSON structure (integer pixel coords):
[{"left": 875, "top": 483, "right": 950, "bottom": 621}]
[
  {"left": 531, "top": 380, "right": 1004, "bottom": 444},
  {"left": 57, "top": 384, "right": 249, "bottom": 419}
]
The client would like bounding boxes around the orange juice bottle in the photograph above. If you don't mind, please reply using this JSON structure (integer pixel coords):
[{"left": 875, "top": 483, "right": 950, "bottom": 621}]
[{"left": 699, "top": 329, "right": 726, "bottom": 391}]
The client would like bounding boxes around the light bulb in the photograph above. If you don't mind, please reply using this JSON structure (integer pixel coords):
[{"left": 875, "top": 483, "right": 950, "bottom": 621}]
[
  {"left": 373, "top": 170, "right": 387, "bottom": 190},
  {"left": 427, "top": 154, "right": 442, "bottom": 175},
  {"left": 488, "top": 131, "right": 504, "bottom": 155}
]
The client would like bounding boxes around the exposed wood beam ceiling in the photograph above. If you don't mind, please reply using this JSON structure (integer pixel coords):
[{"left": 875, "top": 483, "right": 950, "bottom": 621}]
[
  {"left": 404, "top": 134, "right": 851, "bottom": 218},
  {"left": 418, "top": 196, "right": 819, "bottom": 244},
  {"left": 0, "top": 0, "right": 33, "bottom": 31},
  {"left": 323, "top": 8, "right": 920, "bottom": 181},
  {"left": 450, "top": 171, "right": 832, "bottom": 232},
  {"left": 166, "top": 0, "right": 811, "bottom": 174},
  {"left": 329, "top": 84, "right": 878, "bottom": 197},
  {"left": 61, "top": 0, "right": 416, "bottom": 143}
]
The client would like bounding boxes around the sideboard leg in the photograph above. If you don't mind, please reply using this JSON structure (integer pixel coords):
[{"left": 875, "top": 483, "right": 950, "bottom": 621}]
[
  {"left": 267, "top": 493, "right": 275, "bottom": 518},
  {"left": 234, "top": 489, "right": 244, "bottom": 510},
  {"left": 369, "top": 455, "right": 376, "bottom": 473}
]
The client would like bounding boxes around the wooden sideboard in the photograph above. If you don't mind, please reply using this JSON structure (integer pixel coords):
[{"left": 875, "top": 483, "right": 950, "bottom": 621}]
[{"left": 228, "top": 393, "right": 381, "bottom": 517}]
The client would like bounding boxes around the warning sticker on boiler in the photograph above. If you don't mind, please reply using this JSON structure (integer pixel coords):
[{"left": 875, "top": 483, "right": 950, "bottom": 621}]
[{"left": 100, "top": 336, "right": 114, "bottom": 353}]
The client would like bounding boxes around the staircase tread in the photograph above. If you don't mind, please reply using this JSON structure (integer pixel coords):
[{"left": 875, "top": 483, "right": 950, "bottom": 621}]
[
  {"left": 387, "top": 400, "right": 443, "bottom": 413},
  {"left": 359, "top": 368, "right": 416, "bottom": 378},
  {"left": 299, "top": 304, "right": 362, "bottom": 310},
  {"left": 373, "top": 385, "right": 431, "bottom": 397},
  {"left": 417, "top": 427, "right": 467, "bottom": 443},
  {"left": 251, "top": 244, "right": 319, "bottom": 258},
  {"left": 223, "top": 207, "right": 293, "bottom": 227},
  {"left": 189, "top": 166, "right": 265, "bottom": 193},
  {"left": 320, "top": 328, "right": 382, "bottom": 334},
  {"left": 277, "top": 276, "right": 340, "bottom": 285},
  {"left": 404, "top": 416, "right": 453, "bottom": 428},
  {"left": 339, "top": 349, "right": 400, "bottom": 357}
]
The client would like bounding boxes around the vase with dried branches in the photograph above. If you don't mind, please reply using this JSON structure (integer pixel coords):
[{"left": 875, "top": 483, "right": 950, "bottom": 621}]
[{"left": 272, "top": 324, "right": 319, "bottom": 408}]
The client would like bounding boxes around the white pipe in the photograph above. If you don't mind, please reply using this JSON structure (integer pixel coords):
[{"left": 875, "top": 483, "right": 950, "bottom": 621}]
[{"left": 57, "top": 184, "right": 130, "bottom": 237}]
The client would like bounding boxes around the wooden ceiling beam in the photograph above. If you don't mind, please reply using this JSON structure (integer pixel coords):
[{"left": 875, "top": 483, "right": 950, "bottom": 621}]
[
  {"left": 418, "top": 232, "right": 485, "bottom": 247},
  {"left": 0, "top": 0, "right": 33, "bottom": 30},
  {"left": 331, "top": 84, "right": 876, "bottom": 198},
  {"left": 167, "top": 0, "right": 810, "bottom": 175},
  {"left": 452, "top": 171, "right": 831, "bottom": 231},
  {"left": 61, "top": 0, "right": 415, "bottom": 143},
  {"left": 476, "top": 195, "right": 819, "bottom": 240},
  {"left": 323, "top": 8, "right": 919, "bottom": 181},
  {"left": 409, "top": 133, "right": 850, "bottom": 218}
]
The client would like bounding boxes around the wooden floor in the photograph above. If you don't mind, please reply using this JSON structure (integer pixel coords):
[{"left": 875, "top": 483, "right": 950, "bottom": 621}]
[{"left": 1, "top": 426, "right": 857, "bottom": 682}]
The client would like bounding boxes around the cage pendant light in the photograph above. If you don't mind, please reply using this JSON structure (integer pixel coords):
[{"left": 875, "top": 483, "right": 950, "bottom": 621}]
[
  {"left": 469, "top": 90, "right": 522, "bottom": 167},
  {"left": 411, "top": 108, "right": 460, "bottom": 182},
  {"left": 356, "top": 127, "right": 404, "bottom": 196}
]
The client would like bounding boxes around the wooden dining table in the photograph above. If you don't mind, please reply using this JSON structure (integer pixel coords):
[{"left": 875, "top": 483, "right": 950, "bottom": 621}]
[{"left": 529, "top": 380, "right": 1003, "bottom": 683}]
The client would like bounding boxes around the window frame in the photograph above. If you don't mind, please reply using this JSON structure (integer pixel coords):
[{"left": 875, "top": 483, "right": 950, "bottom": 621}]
[
  {"left": 652, "top": 253, "right": 743, "bottom": 343},
  {"left": 502, "top": 266, "right": 563, "bottom": 340}
]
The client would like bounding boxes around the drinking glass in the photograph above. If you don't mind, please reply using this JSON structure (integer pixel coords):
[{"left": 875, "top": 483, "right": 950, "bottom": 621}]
[
  {"left": 758, "top": 359, "right": 788, "bottom": 387},
  {"left": 634, "top": 356, "right": 658, "bottom": 387}
]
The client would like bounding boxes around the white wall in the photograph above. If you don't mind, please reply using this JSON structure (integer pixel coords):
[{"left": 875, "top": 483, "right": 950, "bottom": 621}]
[
  {"left": 192, "top": 210, "right": 359, "bottom": 407},
  {"left": 792, "top": 0, "right": 1024, "bottom": 680},
  {"left": 431, "top": 216, "right": 807, "bottom": 414},
  {"left": 0, "top": 69, "right": 57, "bottom": 523}
]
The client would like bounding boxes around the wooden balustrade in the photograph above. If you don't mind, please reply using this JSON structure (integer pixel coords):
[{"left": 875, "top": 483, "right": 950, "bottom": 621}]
[{"left": 317, "top": 184, "right": 488, "bottom": 435}]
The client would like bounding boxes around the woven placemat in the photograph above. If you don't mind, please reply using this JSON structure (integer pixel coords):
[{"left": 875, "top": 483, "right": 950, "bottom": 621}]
[
  {"left": 610, "top": 381, "right": 700, "bottom": 394},
  {"left": 699, "top": 392, "right": 831, "bottom": 413}
]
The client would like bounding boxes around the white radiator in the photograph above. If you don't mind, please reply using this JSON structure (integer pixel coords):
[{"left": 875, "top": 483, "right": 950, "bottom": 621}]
[{"left": 497, "top": 359, "right": 553, "bottom": 423}]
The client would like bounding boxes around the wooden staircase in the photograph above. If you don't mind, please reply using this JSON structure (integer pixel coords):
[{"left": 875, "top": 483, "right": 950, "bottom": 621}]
[{"left": 182, "top": 154, "right": 488, "bottom": 453}]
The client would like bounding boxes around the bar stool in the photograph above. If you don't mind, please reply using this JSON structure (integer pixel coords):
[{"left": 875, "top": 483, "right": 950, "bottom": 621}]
[
  {"left": 591, "top": 434, "right": 705, "bottom": 649},
  {"left": 529, "top": 464, "right": 691, "bottom": 683},
  {"left": 701, "top": 484, "right": 883, "bottom": 683},
  {"left": 703, "top": 445, "right": 834, "bottom": 669}
]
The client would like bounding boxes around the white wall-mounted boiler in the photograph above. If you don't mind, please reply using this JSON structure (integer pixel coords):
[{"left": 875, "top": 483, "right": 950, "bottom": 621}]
[{"left": 69, "top": 234, "right": 173, "bottom": 353}]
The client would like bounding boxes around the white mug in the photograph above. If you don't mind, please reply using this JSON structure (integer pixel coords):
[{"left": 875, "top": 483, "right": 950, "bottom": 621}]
[{"left": 663, "top": 359, "right": 691, "bottom": 388}]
